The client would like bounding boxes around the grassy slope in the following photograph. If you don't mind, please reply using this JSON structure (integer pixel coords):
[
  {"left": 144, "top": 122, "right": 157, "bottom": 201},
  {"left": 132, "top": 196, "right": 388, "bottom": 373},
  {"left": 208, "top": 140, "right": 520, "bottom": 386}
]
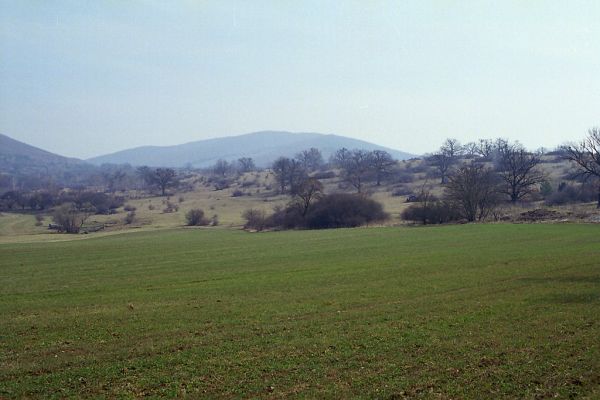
[{"left": 1, "top": 225, "right": 599, "bottom": 398}]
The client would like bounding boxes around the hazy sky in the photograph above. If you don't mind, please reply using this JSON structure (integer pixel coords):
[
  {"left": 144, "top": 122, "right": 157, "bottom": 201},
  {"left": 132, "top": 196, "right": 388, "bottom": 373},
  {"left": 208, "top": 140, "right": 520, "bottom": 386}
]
[{"left": 1, "top": 1, "right": 599, "bottom": 159}]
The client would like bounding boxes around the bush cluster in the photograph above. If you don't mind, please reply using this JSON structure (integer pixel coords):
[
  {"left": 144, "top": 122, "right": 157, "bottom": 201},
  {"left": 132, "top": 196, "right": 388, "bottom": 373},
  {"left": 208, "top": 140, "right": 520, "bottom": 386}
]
[{"left": 243, "top": 193, "right": 388, "bottom": 231}]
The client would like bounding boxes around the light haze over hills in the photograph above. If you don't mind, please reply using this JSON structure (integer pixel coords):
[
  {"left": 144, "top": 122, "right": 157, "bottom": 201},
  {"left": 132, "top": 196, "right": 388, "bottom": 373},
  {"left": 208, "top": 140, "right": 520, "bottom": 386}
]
[{"left": 86, "top": 131, "right": 415, "bottom": 167}]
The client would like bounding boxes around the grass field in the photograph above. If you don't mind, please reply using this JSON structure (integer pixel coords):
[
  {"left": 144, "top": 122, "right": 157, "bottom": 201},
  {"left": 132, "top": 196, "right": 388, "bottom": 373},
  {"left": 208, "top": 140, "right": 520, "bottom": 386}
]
[{"left": 1, "top": 224, "right": 599, "bottom": 398}]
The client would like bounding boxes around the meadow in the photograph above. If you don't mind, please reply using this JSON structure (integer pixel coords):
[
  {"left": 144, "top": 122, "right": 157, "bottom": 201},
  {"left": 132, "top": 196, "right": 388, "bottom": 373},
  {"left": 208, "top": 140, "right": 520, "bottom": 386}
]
[{"left": 1, "top": 224, "right": 599, "bottom": 398}]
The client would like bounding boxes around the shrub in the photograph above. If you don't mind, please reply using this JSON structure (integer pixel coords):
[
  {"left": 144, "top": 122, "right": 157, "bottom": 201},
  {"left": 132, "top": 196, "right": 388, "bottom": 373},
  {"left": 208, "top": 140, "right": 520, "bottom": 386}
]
[
  {"left": 312, "top": 170, "right": 336, "bottom": 180},
  {"left": 305, "top": 194, "right": 388, "bottom": 229},
  {"left": 52, "top": 203, "right": 95, "bottom": 233},
  {"left": 242, "top": 208, "right": 267, "bottom": 231},
  {"left": 185, "top": 208, "right": 209, "bottom": 226},
  {"left": 211, "top": 214, "right": 219, "bottom": 226},
  {"left": 123, "top": 204, "right": 136, "bottom": 212},
  {"left": 124, "top": 211, "right": 136, "bottom": 225},
  {"left": 163, "top": 201, "right": 179, "bottom": 213},
  {"left": 401, "top": 201, "right": 459, "bottom": 224},
  {"left": 231, "top": 189, "right": 244, "bottom": 197},
  {"left": 545, "top": 183, "right": 596, "bottom": 205},
  {"left": 34, "top": 214, "right": 44, "bottom": 226}
]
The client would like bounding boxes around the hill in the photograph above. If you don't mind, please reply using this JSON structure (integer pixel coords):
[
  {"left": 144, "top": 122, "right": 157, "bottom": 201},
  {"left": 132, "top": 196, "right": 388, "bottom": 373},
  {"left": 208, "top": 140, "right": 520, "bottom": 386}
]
[
  {"left": 0, "top": 133, "right": 82, "bottom": 174},
  {"left": 87, "top": 131, "right": 415, "bottom": 167}
]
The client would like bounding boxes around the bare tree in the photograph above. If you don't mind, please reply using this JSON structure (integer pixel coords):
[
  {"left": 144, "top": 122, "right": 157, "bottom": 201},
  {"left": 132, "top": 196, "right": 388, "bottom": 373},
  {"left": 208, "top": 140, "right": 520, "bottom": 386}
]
[
  {"left": 330, "top": 147, "right": 352, "bottom": 168},
  {"left": 446, "top": 164, "right": 500, "bottom": 222},
  {"left": 494, "top": 142, "right": 544, "bottom": 202},
  {"left": 296, "top": 148, "right": 323, "bottom": 172},
  {"left": 153, "top": 168, "right": 178, "bottom": 196},
  {"left": 441, "top": 138, "right": 463, "bottom": 158},
  {"left": 428, "top": 152, "right": 454, "bottom": 184},
  {"left": 463, "top": 142, "right": 479, "bottom": 157},
  {"left": 476, "top": 139, "right": 494, "bottom": 158},
  {"left": 102, "top": 169, "right": 126, "bottom": 193},
  {"left": 52, "top": 202, "right": 95, "bottom": 233},
  {"left": 236, "top": 157, "right": 255, "bottom": 173},
  {"left": 271, "top": 157, "right": 306, "bottom": 194},
  {"left": 565, "top": 127, "right": 600, "bottom": 208},
  {"left": 369, "top": 150, "right": 396, "bottom": 186},
  {"left": 428, "top": 138, "right": 463, "bottom": 183},
  {"left": 272, "top": 157, "right": 291, "bottom": 193},
  {"left": 335, "top": 149, "right": 372, "bottom": 193},
  {"left": 293, "top": 178, "right": 324, "bottom": 216},
  {"left": 212, "top": 159, "right": 231, "bottom": 177}
]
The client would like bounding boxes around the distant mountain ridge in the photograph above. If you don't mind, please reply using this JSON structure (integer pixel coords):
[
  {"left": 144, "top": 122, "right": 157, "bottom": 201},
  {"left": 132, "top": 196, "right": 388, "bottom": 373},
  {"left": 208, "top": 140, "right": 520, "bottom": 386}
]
[
  {"left": 0, "top": 133, "right": 82, "bottom": 175},
  {"left": 87, "top": 131, "right": 415, "bottom": 167}
]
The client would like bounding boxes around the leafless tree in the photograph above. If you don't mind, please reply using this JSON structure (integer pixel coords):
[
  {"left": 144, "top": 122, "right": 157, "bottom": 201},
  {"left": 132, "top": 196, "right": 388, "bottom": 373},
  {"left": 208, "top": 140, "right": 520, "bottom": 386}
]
[
  {"left": 335, "top": 149, "right": 372, "bottom": 193},
  {"left": 153, "top": 168, "right": 178, "bottom": 196},
  {"left": 494, "top": 142, "right": 544, "bottom": 202},
  {"left": 428, "top": 138, "right": 463, "bottom": 183},
  {"left": 441, "top": 138, "right": 463, "bottom": 158},
  {"left": 428, "top": 152, "right": 454, "bottom": 184},
  {"left": 565, "top": 127, "right": 600, "bottom": 208},
  {"left": 369, "top": 150, "right": 396, "bottom": 186},
  {"left": 52, "top": 202, "right": 95, "bottom": 233},
  {"left": 102, "top": 169, "right": 126, "bottom": 193},
  {"left": 212, "top": 159, "right": 231, "bottom": 177},
  {"left": 446, "top": 164, "right": 501, "bottom": 221},
  {"left": 476, "top": 139, "right": 494, "bottom": 158},
  {"left": 463, "top": 142, "right": 479, "bottom": 157},
  {"left": 236, "top": 157, "right": 255, "bottom": 173},
  {"left": 271, "top": 157, "right": 306, "bottom": 194},
  {"left": 296, "top": 148, "right": 323, "bottom": 172},
  {"left": 293, "top": 178, "right": 324, "bottom": 216}
]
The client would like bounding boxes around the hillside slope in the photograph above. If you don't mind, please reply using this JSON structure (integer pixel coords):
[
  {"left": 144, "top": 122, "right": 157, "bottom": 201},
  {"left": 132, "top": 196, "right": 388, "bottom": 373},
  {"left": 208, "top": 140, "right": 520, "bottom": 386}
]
[
  {"left": 87, "top": 131, "right": 415, "bottom": 167},
  {"left": 0, "top": 133, "right": 82, "bottom": 174}
]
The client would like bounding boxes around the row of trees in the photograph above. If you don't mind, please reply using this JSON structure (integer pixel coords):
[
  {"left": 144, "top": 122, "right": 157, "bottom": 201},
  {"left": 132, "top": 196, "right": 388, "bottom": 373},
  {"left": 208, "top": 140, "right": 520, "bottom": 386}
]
[
  {"left": 428, "top": 138, "right": 546, "bottom": 203},
  {"left": 404, "top": 127, "right": 600, "bottom": 223},
  {"left": 271, "top": 148, "right": 397, "bottom": 195}
]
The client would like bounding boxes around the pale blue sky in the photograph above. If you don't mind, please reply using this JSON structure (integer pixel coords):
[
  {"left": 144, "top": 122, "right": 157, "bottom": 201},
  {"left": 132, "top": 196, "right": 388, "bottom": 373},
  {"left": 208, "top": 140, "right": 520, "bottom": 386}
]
[{"left": 1, "top": 1, "right": 599, "bottom": 158}]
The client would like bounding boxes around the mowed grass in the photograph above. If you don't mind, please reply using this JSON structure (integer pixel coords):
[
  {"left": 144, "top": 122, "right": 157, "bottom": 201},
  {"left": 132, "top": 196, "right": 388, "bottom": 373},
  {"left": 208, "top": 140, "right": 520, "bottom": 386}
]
[{"left": 1, "top": 225, "right": 599, "bottom": 399}]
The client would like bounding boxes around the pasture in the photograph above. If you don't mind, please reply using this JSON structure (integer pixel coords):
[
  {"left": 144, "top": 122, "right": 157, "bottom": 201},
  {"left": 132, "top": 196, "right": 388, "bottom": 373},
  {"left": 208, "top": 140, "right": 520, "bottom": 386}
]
[{"left": 1, "top": 224, "right": 599, "bottom": 398}]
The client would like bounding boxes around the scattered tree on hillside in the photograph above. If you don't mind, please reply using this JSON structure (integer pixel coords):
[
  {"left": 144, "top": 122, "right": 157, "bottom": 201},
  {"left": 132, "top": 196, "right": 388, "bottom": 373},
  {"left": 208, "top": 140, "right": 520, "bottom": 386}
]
[
  {"left": 296, "top": 148, "right": 323, "bottom": 172},
  {"left": 52, "top": 202, "right": 95, "bottom": 233},
  {"left": 272, "top": 157, "right": 291, "bottom": 193},
  {"left": 428, "top": 152, "right": 454, "bottom": 184},
  {"left": 565, "top": 127, "right": 600, "bottom": 208},
  {"left": 271, "top": 157, "right": 306, "bottom": 194},
  {"left": 494, "top": 141, "right": 544, "bottom": 202},
  {"left": 334, "top": 149, "right": 372, "bottom": 193},
  {"left": 441, "top": 138, "right": 463, "bottom": 158},
  {"left": 428, "top": 138, "right": 463, "bottom": 183},
  {"left": 369, "top": 150, "right": 396, "bottom": 186},
  {"left": 330, "top": 147, "right": 352, "bottom": 167},
  {"left": 236, "top": 157, "right": 256, "bottom": 173},
  {"left": 152, "top": 168, "right": 178, "bottom": 196},
  {"left": 293, "top": 178, "right": 324, "bottom": 216},
  {"left": 476, "top": 139, "right": 494, "bottom": 158},
  {"left": 212, "top": 159, "right": 232, "bottom": 177},
  {"left": 102, "top": 169, "right": 126, "bottom": 193},
  {"left": 446, "top": 164, "right": 500, "bottom": 221}
]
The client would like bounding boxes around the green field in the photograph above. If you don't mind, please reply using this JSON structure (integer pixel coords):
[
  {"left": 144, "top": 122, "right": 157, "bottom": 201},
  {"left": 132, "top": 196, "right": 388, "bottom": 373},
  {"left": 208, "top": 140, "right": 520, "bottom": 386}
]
[{"left": 1, "top": 224, "right": 599, "bottom": 398}]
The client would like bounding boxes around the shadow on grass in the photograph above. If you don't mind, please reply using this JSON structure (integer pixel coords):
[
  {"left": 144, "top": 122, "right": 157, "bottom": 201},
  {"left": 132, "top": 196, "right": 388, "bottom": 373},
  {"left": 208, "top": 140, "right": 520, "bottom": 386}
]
[
  {"left": 520, "top": 275, "right": 600, "bottom": 285},
  {"left": 542, "top": 292, "right": 600, "bottom": 304}
]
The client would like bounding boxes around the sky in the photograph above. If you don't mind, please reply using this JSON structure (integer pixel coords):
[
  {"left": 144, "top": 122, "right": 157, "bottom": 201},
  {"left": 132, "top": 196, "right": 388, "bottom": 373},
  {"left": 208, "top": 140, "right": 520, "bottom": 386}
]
[{"left": 1, "top": 1, "right": 599, "bottom": 159}]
